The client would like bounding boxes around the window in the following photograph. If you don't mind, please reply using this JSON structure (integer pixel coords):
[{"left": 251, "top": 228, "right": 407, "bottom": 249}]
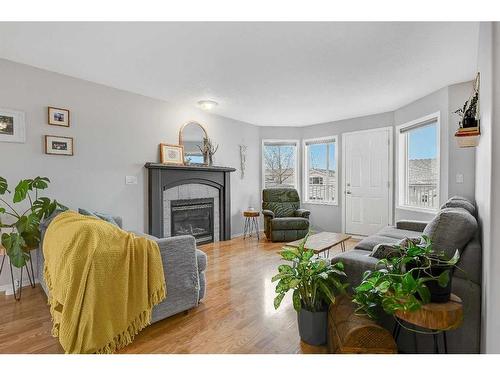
[
  {"left": 262, "top": 140, "right": 299, "bottom": 190},
  {"left": 397, "top": 114, "right": 440, "bottom": 211},
  {"left": 303, "top": 136, "right": 338, "bottom": 204}
]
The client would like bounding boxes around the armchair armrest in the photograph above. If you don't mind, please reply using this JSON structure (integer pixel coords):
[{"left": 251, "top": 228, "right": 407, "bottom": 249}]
[
  {"left": 294, "top": 209, "right": 311, "bottom": 219},
  {"left": 262, "top": 209, "right": 275, "bottom": 218},
  {"left": 396, "top": 220, "right": 428, "bottom": 232}
]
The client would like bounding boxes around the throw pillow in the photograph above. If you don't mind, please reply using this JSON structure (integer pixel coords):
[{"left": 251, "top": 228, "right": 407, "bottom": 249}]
[
  {"left": 370, "top": 243, "right": 400, "bottom": 259},
  {"left": 440, "top": 199, "right": 475, "bottom": 215},
  {"left": 78, "top": 208, "right": 119, "bottom": 227},
  {"left": 369, "top": 237, "right": 422, "bottom": 259},
  {"left": 422, "top": 207, "right": 477, "bottom": 259}
]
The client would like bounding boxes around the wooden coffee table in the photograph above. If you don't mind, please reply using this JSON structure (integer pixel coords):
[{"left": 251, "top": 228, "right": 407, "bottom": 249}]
[{"left": 286, "top": 232, "right": 352, "bottom": 258}]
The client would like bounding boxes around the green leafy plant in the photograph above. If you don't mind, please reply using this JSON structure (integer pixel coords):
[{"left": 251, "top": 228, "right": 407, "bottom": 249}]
[
  {"left": 0, "top": 176, "right": 66, "bottom": 267},
  {"left": 454, "top": 92, "right": 479, "bottom": 126},
  {"left": 272, "top": 235, "right": 348, "bottom": 312},
  {"left": 352, "top": 236, "right": 460, "bottom": 320}
]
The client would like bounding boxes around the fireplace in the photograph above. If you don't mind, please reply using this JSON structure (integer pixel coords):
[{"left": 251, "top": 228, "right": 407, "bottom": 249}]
[
  {"left": 171, "top": 198, "right": 214, "bottom": 245},
  {"left": 145, "top": 163, "right": 236, "bottom": 241}
]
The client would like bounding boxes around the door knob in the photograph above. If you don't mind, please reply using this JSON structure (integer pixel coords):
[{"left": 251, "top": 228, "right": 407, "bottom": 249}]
[{"left": 346, "top": 191, "right": 351, "bottom": 194}]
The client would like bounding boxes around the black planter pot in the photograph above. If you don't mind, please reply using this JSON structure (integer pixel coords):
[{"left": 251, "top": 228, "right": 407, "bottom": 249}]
[
  {"left": 424, "top": 265, "right": 453, "bottom": 303},
  {"left": 407, "top": 262, "right": 453, "bottom": 303},
  {"left": 462, "top": 117, "right": 478, "bottom": 128},
  {"left": 297, "top": 307, "right": 328, "bottom": 346}
]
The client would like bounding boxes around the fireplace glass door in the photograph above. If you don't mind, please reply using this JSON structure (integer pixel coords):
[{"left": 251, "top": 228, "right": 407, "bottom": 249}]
[{"left": 171, "top": 198, "right": 214, "bottom": 244}]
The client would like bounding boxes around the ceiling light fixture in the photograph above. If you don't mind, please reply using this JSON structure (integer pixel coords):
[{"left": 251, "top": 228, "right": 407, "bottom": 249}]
[{"left": 197, "top": 100, "right": 218, "bottom": 111}]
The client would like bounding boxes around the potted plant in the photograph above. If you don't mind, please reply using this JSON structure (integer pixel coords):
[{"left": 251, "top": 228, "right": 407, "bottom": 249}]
[
  {"left": 454, "top": 92, "right": 479, "bottom": 128},
  {"left": 272, "top": 235, "right": 348, "bottom": 345},
  {"left": 0, "top": 176, "right": 66, "bottom": 268},
  {"left": 352, "top": 236, "right": 461, "bottom": 320}
]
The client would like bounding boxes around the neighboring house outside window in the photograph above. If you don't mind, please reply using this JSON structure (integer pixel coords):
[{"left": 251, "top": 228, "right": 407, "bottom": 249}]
[
  {"left": 303, "top": 136, "right": 338, "bottom": 204},
  {"left": 397, "top": 113, "right": 440, "bottom": 211},
  {"left": 262, "top": 140, "right": 299, "bottom": 190}
]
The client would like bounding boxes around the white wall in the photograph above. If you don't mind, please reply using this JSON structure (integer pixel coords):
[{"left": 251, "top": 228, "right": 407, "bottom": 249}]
[
  {"left": 260, "top": 83, "right": 475, "bottom": 232},
  {"left": 393, "top": 82, "right": 476, "bottom": 222},
  {"left": 475, "top": 21, "right": 499, "bottom": 354},
  {"left": 259, "top": 112, "right": 394, "bottom": 232},
  {"left": 0, "top": 58, "right": 261, "bottom": 288}
]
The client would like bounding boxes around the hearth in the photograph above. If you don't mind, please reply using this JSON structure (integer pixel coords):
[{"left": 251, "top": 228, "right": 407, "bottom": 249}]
[{"left": 171, "top": 198, "right": 214, "bottom": 245}]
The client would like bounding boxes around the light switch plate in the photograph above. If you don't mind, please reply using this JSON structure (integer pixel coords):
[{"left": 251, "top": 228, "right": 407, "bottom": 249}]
[
  {"left": 456, "top": 173, "right": 464, "bottom": 184},
  {"left": 125, "top": 176, "right": 138, "bottom": 185}
]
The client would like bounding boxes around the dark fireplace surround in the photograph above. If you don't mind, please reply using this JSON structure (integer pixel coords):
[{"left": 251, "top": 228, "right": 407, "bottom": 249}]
[{"left": 145, "top": 163, "right": 236, "bottom": 242}]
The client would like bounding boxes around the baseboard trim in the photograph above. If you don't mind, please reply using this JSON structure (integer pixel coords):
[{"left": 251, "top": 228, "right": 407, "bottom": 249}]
[
  {"left": 0, "top": 278, "right": 39, "bottom": 295},
  {"left": 231, "top": 231, "right": 265, "bottom": 239}
]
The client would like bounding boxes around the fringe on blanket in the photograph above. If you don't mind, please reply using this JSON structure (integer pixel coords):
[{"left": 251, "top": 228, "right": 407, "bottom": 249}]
[{"left": 44, "top": 263, "right": 166, "bottom": 354}]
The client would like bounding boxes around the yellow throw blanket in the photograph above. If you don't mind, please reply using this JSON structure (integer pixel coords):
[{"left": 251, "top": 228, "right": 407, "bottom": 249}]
[{"left": 43, "top": 211, "right": 166, "bottom": 354}]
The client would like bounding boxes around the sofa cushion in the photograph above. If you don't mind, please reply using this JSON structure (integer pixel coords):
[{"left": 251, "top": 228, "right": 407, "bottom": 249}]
[
  {"left": 355, "top": 235, "right": 400, "bottom": 251},
  {"left": 377, "top": 226, "right": 423, "bottom": 240},
  {"left": 455, "top": 234, "right": 482, "bottom": 285},
  {"left": 448, "top": 195, "right": 471, "bottom": 202},
  {"left": 78, "top": 208, "right": 120, "bottom": 227},
  {"left": 331, "top": 250, "right": 379, "bottom": 288},
  {"left": 271, "top": 217, "right": 309, "bottom": 230},
  {"left": 423, "top": 207, "right": 478, "bottom": 258},
  {"left": 441, "top": 199, "right": 475, "bottom": 215},
  {"left": 196, "top": 249, "right": 208, "bottom": 271}
]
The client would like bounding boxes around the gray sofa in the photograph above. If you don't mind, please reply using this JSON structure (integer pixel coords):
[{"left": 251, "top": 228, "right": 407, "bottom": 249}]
[
  {"left": 332, "top": 196, "right": 482, "bottom": 353},
  {"left": 36, "top": 214, "right": 207, "bottom": 324}
]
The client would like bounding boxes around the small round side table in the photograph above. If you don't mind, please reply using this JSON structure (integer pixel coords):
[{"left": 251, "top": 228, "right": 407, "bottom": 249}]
[
  {"left": 393, "top": 293, "right": 463, "bottom": 354},
  {"left": 243, "top": 211, "right": 260, "bottom": 240}
]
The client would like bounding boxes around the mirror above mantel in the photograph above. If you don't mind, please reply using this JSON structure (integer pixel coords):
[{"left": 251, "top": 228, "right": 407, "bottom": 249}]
[{"left": 179, "top": 121, "right": 207, "bottom": 164}]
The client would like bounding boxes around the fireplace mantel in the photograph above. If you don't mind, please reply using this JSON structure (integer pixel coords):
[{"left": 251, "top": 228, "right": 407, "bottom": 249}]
[
  {"left": 145, "top": 163, "right": 236, "bottom": 240},
  {"left": 145, "top": 163, "right": 236, "bottom": 173}
]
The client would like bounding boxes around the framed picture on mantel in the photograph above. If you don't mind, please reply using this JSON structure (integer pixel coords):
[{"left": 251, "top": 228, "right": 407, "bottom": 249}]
[{"left": 160, "top": 143, "right": 184, "bottom": 165}]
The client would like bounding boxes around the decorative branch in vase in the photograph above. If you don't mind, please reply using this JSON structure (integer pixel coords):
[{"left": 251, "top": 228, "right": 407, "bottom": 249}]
[{"left": 198, "top": 137, "right": 219, "bottom": 166}]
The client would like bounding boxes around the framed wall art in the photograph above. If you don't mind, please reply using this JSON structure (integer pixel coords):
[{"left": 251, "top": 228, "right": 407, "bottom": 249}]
[
  {"left": 45, "top": 135, "right": 74, "bottom": 156},
  {"left": 0, "top": 108, "right": 26, "bottom": 143},
  {"left": 48, "top": 106, "right": 70, "bottom": 127}
]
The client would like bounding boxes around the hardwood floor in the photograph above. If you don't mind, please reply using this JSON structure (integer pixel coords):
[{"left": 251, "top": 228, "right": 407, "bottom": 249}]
[{"left": 0, "top": 235, "right": 358, "bottom": 354}]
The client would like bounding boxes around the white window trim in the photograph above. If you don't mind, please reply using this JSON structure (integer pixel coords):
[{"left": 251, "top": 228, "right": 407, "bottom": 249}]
[
  {"left": 396, "top": 112, "right": 441, "bottom": 214},
  {"left": 261, "top": 139, "right": 300, "bottom": 193},
  {"left": 302, "top": 135, "right": 339, "bottom": 206}
]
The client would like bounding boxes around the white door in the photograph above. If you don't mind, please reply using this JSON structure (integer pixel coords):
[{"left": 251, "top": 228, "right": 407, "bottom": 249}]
[{"left": 344, "top": 128, "right": 392, "bottom": 236}]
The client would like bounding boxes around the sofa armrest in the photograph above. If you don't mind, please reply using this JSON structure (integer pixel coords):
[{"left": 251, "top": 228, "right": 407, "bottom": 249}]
[
  {"left": 262, "top": 209, "right": 275, "bottom": 218},
  {"left": 294, "top": 209, "right": 311, "bottom": 218},
  {"left": 396, "top": 220, "right": 428, "bottom": 232},
  {"left": 155, "top": 235, "right": 197, "bottom": 269},
  {"left": 155, "top": 234, "right": 200, "bottom": 298}
]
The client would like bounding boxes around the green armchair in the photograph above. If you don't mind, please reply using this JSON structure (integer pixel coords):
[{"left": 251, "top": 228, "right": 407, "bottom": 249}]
[{"left": 262, "top": 188, "right": 310, "bottom": 242}]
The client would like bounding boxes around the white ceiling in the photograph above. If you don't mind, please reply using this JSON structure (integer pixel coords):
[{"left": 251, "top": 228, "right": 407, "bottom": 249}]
[{"left": 0, "top": 22, "right": 479, "bottom": 127}]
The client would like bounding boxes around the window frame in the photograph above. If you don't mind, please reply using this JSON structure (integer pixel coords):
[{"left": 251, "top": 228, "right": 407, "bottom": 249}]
[
  {"left": 396, "top": 112, "right": 441, "bottom": 214},
  {"left": 261, "top": 139, "right": 300, "bottom": 192},
  {"left": 302, "top": 135, "right": 339, "bottom": 206}
]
